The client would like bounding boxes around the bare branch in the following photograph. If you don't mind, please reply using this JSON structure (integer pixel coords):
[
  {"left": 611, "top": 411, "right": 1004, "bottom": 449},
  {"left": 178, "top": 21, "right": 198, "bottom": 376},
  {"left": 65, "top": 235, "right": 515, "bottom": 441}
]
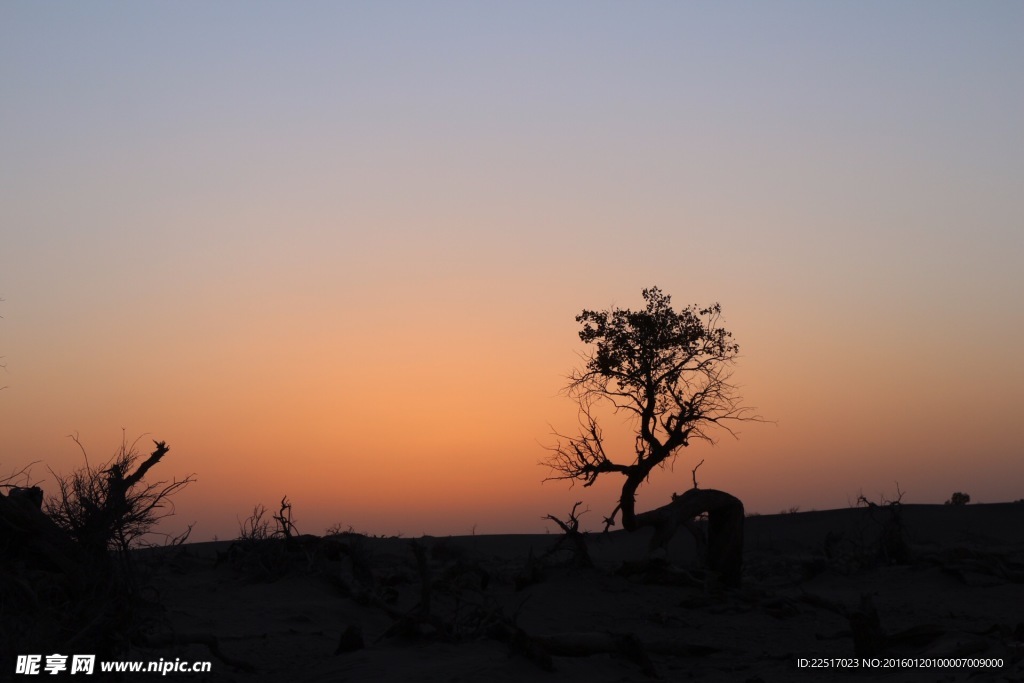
[
  {"left": 542, "top": 401, "right": 631, "bottom": 486},
  {"left": 1, "top": 460, "right": 40, "bottom": 490},
  {"left": 601, "top": 502, "right": 622, "bottom": 533},
  {"left": 543, "top": 501, "right": 588, "bottom": 535},
  {"left": 691, "top": 459, "right": 704, "bottom": 489}
]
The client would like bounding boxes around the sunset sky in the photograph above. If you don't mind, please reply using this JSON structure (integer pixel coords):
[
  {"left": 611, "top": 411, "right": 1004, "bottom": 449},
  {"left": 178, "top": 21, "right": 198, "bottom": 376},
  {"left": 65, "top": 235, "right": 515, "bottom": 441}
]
[{"left": 2, "top": 3, "right": 1021, "bottom": 540}]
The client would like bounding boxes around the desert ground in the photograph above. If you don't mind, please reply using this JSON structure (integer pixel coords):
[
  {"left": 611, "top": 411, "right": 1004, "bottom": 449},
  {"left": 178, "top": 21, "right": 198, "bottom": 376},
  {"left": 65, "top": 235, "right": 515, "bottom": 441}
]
[{"left": 116, "top": 503, "right": 1024, "bottom": 682}]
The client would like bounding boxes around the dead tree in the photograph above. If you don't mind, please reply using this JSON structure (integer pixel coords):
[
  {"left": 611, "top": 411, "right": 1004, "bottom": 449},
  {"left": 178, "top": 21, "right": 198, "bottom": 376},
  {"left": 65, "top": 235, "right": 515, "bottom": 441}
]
[
  {"left": 1, "top": 438, "right": 194, "bottom": 659},
  {"left": 46, "top": 436, "right": 194, "bottom": 556},
  {"left": 542, "top": 501, "right": 593, "bottom": 569}
]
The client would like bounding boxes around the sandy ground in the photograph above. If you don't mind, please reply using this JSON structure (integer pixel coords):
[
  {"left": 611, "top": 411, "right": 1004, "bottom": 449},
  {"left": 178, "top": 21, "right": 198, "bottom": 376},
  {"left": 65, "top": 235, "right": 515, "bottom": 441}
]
[{"left": 132, "top": 504, "right": 1024, "bottom": 682}]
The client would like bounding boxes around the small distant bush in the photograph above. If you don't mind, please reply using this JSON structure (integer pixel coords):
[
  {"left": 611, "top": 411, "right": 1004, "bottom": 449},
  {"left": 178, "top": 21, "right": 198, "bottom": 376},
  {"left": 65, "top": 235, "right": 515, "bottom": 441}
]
[
  {"left": 325, "top": 522, "right": 356, "bottom": 536},
  {"left": 229, "top": 497, "right": 322, "bottom": 581},
  {"left": 945, "top": 492, "right": 970, "bottom": 506},
  {"left": 854, "top": 484, "right": 911, "bottom": 564},
  {"left": 237, "top": 503, "right": 273, "bottom": 542},
  {"left": 236, "top": 496, "right": 298, "bottom": 543}
]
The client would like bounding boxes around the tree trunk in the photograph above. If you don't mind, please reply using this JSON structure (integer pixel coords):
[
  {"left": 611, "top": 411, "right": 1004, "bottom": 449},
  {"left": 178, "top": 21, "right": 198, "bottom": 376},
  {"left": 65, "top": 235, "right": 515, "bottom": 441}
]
[{"left": 619, "top": 474, "right": 645, "bottom": 532}]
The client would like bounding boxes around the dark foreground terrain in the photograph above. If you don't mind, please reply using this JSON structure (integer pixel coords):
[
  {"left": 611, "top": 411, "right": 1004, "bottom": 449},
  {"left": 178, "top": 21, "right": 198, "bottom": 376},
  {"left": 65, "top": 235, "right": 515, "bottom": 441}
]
[{"left": 117, "top": 503, "right": 1024, "bottom": 682}]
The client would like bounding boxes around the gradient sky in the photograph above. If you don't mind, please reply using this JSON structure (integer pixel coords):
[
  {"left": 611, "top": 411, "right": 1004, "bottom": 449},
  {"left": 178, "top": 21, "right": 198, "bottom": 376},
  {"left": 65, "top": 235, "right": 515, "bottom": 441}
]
[{"left": 2, "top": 2, "right": 1022, "bottom": 540}]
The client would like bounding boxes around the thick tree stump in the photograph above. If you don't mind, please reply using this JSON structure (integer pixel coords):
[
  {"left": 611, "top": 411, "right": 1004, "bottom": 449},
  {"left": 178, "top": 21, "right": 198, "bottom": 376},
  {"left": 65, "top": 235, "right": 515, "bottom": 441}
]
[{"left": 632, "top": 488, "right": 745, "bottom": 588}]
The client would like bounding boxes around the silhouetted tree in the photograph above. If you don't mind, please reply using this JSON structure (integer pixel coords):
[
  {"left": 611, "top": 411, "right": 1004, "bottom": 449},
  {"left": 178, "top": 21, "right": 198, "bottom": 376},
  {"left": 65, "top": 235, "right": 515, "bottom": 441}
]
[
  {"left": 46, "top": 434, "right": 194, "bottom": 556},
  {"left": 545, "top": 287, "right": 757, "bottom": 585},
  {"left": 945, "top": 491, "right": 970, "bottom": 506},
  {"left": 2, "top": 435, "right": 199, "bottom": 661}
]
